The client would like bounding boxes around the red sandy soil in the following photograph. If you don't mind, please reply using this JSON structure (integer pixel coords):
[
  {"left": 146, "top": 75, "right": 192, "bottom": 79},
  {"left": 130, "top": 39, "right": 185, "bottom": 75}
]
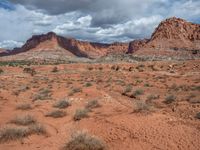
[{"left": 0, "top": 60, "right": 200, "bottom": 150}]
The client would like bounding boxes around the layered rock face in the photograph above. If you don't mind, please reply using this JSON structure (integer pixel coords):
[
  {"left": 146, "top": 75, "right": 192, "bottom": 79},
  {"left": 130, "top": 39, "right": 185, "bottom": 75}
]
[
  {"left": 0, "top": 32, "right": 128, "bottom": 59},
  {"left": 127, "top": 39, "right": 149, "bottom": 53},
  {"left": 128, "top": 17, "right": 200, "bottom": 54},
  {"left": 149, "top": 17, "right": 200, "bottom": 50},
  {"left": 0, "top": 48, "right": 6, "bottom": 53},
  {"left": 0, "top": 48, "right": 10, "bottom": 56}
]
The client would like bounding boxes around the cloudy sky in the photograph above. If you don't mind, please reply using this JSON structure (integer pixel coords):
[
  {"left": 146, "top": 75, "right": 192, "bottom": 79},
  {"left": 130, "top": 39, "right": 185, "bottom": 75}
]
[{"left": 0, "top": 0, "right": 200, "bottom": 49}]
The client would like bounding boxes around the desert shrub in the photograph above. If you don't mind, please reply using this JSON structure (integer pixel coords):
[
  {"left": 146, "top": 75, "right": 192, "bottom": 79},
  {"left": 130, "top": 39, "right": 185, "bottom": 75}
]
[
  {"left": 0, "top": 124, "right": 46, "bottom": 143},
  {"left": 122, "top": 84, "right": 132, "bottom": 95},
  {"left": 170, "top": 83, "right": 179, "bottom": 91},
  {"left": 164, "top": 95, "right": 176, "bottom": 104},
  {"left": 195, "top": 112, "right": 200, "bottom": 119},
  {"left": 146, "top": 94, "right": 159, "bottom": 101},
  {"left": 0, "top": 126, "right": 28, "bottom": 143},
  {"left": 136, "top": 79, "right": 143, "bottom": 84},
  {"left": 191, "top": 85, "right": 200, "bottom": 91},
  {"left": 63, "top": 131, "right": 106, "bottom": 150},
  {"left": 131, "top": 89, "right": 144, "bottom": 98},
  {"left": 115, "top": 80, "right": 125, "bottom": 86},
  {"left": 111, "top": 65, "right": 120, "bottom": 71},
  {"left": 0, "top": 68, "right": 3, "bottom": 74},
  {"left": 10, "top": 115, "right": 36, "bottom": 126},
  {"left": 136, "top": 64, "right": 145, "bottom": 72},
  {"left": 28, "top": 124, "right": 46, "bottom": 135},
  {"left": 45, "top": 110, "right": 66, "bottom": 118},
  {"left": 16, "top": 103, "right": 32, "bottom": 110},
  {"left": 137, "top": 64, "right": 145, "bottom": 68},
  {"left": 144, "top": 83, "right": 151, "bottom": 87},
  {"left": 85, "top": 82, "right": 92, "bottom": 87},
  {"left": 86, "top": 100, "right": 100, "bottom": 109},
  {"left": 32, "top": 88, "right": 52, "bottom": 101},
  {"left": 73, "top": 109, "right": 89, "bottom": 121},
  {"left": 53, "top": 100, "right": 71, "bottom": 109},
  {"left": 73, "top": 88, "right": 82, "bottom": 93},
  {"left": 68, "top": 88, "right": 82, "bottom": 96},
  {"left": 23, "top": 67, "right": 36, "bottom": 76},
  {"left": 133, "top": 101, "right": 152, "bottom": 113},
  {"left": 149, "top": 64, "right": 159, "bottom": 71},
  {"left": 17, "top": 85, "right": 29, "bottom": 93},
  {"left": 52, "top": 66, "right": 58, "bottom": 72},
  {"left": 128, "top": 67, "right": 134, "bottom": 72}
]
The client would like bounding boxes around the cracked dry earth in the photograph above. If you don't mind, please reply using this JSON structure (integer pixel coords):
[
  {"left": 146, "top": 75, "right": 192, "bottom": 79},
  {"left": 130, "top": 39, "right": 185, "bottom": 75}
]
[{"left": 0, "top": 60, "right": 200, "bottom": 150}]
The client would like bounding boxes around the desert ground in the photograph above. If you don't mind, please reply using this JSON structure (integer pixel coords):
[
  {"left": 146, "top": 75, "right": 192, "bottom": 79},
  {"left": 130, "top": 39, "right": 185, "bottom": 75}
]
[{"left": 0, "top": 60, "right": 200, "bottom": 150}]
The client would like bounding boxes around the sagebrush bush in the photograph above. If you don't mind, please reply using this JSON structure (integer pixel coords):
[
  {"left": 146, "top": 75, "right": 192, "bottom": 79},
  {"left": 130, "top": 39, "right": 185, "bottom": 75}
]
[
  {"left": 73, "top": 109, "right": 89, "bottom": 121},
  {"left": 0, "top": 124, "right": 46, "bottom": 143},
  {"left": 52, "top": 67, "right": 58, "bottom": 72},
  {"left": 0, "top": 68, "right": 3, "bottom": 74},
  {"left": 0, "top": 126, "right": 28, "bottom": 143},
  {"left": 16, "top": 103, "right": 32, "bottom": 110},
  {"left": 53, "top": 100, "right": 71, "bottom": 109},
  {"left": 86, "top": 100, "right": 100, "bottom": 109},
  {"left": 45, "top": 110, "right": 66, "bottom": 118},
  {"left": 146, "top": 94, "right": 159, "bottom": 101},
  {"left": 85, "top": 82, "right": 92, "bottom": 87},
  {"left": 131, "top": 89, "right": 144, "bottom": 98},
  {"left": 23, "top": 67, "right": 36, "bottom": 76},
  {"left": 122, "top": 85, "right": 132, "bottom": 95},
  {"left": 133, "top": 101, "right": 152, "bottom": 113},
  {"left": 68, "top": 88, "right": 82, "bottom": 96},
  {"left": 10, "top": 115, "right": 36, "bottom": 126},
  {"left": 195, "top": 112, "right": 200, "bottom": 119},
  {"left": 164, "top": 95, "right": 176, "bottom": 104},
  {"left": 32, "top": 88, "right": 52, "bottom": 101},
  {"left": 63, "top": 131, "right": 106, "bottom": 150},
  {"left": 28, "top": 124, "right": 47, "bottom": 135}
]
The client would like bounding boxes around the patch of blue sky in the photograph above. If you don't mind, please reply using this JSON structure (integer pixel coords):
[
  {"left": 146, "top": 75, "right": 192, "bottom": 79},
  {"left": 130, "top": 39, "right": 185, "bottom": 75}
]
[{"left": 0, "top": 0, "right": 15, "bottom": 10}]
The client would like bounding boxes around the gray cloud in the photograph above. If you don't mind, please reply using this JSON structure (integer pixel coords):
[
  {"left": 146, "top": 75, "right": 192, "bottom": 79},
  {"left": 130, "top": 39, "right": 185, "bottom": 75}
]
[
  {"left": 0, "top": 40, "right": 23, "bottom": 49},
  {"left": 9, "top": 0, "right": 194, "bottom": 26}
]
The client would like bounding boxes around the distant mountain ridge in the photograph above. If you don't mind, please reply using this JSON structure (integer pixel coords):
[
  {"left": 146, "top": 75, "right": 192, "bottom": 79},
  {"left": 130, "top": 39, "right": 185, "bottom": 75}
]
[
  {"left": 0, "top": 32, "right": 128, "bottom": 59},
  {"left": 0, "top": 17, "right": 200, "bottom": 59}
]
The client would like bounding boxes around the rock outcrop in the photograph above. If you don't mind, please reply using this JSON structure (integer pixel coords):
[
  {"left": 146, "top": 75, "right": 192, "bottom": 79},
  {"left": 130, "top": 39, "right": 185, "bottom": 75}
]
[
  {"left": 127, "top": 39, "right": 149, "bottom": 53},
  {"left": 0, "top": 32, "right": 128, "bottom": 59},
  {"left": 128, "top": 17, "right": 200, "bottom": 54}
]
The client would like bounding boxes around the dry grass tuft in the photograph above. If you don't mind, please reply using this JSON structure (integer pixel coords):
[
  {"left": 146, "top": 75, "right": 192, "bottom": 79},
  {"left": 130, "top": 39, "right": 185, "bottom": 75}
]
[
  {"left": 63, "top": 131, "right": 106, "bottom": 150},
  {"left": 10, "top": 115, "right": 36, "bottom": 126},
  {"left": 133, "top": 101, "right": 152, "bottom": 113},
  {"left": 16, "top": 103, "right": 32, "bottom": 110},
  {"left": 73, "top": 109, "right": 89, "bottom": 121},
  {"left": 53, "top": 100, "right": 71, "bottom": 109},
  {"left": 0, "top": 124, "right": 46, "bottom": 143},
  {"left": 85, "top": 100, "right": 100, "bottom": 110},
  {"left": 45, "top": 110, "right": 66, "bottom": 118}
]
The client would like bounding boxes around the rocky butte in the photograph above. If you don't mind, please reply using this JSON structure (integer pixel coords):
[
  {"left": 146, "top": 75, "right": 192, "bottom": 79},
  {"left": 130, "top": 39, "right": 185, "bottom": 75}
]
[
  {"left": 128, "top": 17, "right": 200, "bottom": 56},
  {"left": 0, "top": 32, "right": 128, "bottom": 59}
]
